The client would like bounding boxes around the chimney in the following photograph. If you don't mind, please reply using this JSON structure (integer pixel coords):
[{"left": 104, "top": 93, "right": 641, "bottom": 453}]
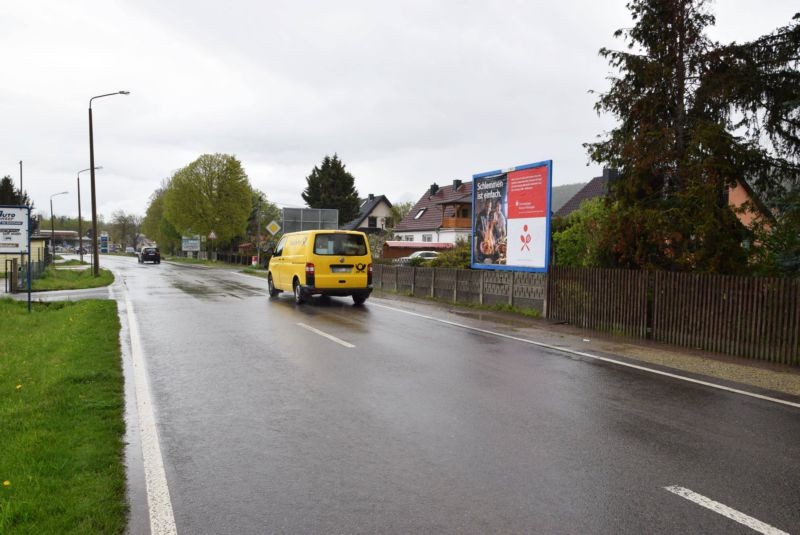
[
  {"left": 452, "top": 179, "right": 462, "bottom": 190},
  {"left": 602, "top": 168, "right": 619, "bottom": 181},
  {"left": 430, "top": 183, "right": 439, "bottom": 195},
  {"left": 368, "top": 193, "right": 374, "bottom": 201}
]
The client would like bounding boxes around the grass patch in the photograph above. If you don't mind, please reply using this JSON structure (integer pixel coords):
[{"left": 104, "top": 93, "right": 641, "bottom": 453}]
[
  {"left": 0, "top": 298, "right": 127, "bottom": 534},
  {"left": 241, "top": 267, "right": 268, "bottom": 278},
  {"left": 31, "top": 267, "right": 114, "bottom": 292},
  {"left": 57, "top": 259, "right": 90, "bottom": 266}
]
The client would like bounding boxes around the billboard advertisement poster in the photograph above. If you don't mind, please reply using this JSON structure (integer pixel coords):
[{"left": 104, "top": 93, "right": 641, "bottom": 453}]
[
  {"left": 471, "top": 160, "right": 552, "bottom": 272},
  {"left": 0, "top": 206, "right": 30, "bottom": 254},
  {"left": 182, "top": 235, "right": 201, "bottom": 252}
]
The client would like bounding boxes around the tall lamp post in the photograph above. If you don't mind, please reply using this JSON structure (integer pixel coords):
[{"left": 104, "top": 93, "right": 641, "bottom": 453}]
[
  {"left": 77, "top": 166, "right": 102, "bottom": 264},
  {"left": 50, "top": 191, "right": 68, "bottom": 258},
  {"left": 89, "top": 90, "right": 130, "bottom": 276}
]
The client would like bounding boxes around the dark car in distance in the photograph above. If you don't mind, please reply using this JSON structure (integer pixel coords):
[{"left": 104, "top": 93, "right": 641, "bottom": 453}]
[{"left": 138, "top": 247, "right": 161, "bottom": 264}]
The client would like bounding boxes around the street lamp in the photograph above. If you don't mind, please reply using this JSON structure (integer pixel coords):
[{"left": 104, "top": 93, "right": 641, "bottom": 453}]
[
  {"left": 77, "top": 166, "right": 102, "bottom": 264},
  {"left": 89, "top": 90, "right": 130, "bottom": 276},
  {"left": 50, "top": 191, "right": 68, "bottom": 258}
]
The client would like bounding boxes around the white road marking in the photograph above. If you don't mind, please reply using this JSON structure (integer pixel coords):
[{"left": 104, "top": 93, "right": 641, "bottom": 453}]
[
  {"left": 371, "top": 302, "right": 800, "bottom": 410},
  {"left": 297, "top": 323, "right": 355, "bottom": 348},
  {"left": 125, "top": 294, "right": 178, "bottom": 534},
  {"left": 664, "top": 486, "right": 789, "bottom": 535}
]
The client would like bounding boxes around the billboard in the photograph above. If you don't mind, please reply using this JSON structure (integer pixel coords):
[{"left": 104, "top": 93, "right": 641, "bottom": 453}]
[
  {"left": 182, "top": 235, "right": 201, "bottom": 252},
  {"left": 471, "top": 160, "right": 552, "bottom": 272},
  {"left": 0, "top": 206, "right": 30, "bottom": 254}
]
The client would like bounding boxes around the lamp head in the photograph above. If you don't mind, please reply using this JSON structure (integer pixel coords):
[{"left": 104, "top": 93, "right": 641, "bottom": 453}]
[{"left": 119, "top": 91, "right": 130, "bottom": 95}]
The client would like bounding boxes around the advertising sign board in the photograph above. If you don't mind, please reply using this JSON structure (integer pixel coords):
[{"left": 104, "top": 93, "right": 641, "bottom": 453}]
[
  {"left": 0, "top": 206, "right": 29, "bottom": 254},
  {"left": 471, "top": 160, "right": 552, "bottom": 272},
  {"left": 182, "top": 235, "right": 201, "bottom": 252},
  {"left": 100, "top": 232, "right": 109, "bottom": 253}
]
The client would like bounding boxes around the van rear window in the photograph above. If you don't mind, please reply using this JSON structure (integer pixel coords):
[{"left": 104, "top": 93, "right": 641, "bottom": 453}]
[{"left": 314, "top": 233, "right": 367, "bottom": 256}]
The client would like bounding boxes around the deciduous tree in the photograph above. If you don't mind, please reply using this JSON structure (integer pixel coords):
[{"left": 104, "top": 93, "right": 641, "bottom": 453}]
[{"left": 163, "top": 154, "right": 252, "bottom": 246}]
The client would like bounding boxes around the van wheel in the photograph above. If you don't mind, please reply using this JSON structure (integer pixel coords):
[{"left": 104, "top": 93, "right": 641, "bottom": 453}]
[
  {"left": 268, "top": 274, "right": 280, "bottom": 297},
  {"left": 353, "top": 294, "right": 367, "bottom": 305},
  {"left": 293, "top": 279, "right": 306, "bottom": 304}
]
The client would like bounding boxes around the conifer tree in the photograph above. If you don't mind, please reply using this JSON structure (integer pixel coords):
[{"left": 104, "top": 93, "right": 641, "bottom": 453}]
[
  {"left": 301, "top": 154, "right": 361, "bottom": 225},
  {"left": 587, "top": 1, "right": 800, "bottom": 273}
]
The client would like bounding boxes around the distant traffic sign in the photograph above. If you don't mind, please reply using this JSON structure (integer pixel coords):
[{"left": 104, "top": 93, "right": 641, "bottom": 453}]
[{"left": 266, "top": 220, "right": 281, "bottom": 235}]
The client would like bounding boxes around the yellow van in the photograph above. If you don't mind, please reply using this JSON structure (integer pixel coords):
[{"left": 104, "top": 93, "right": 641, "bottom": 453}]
[{"left": 267, "top": 230, "right": 373, "bottom": 305}]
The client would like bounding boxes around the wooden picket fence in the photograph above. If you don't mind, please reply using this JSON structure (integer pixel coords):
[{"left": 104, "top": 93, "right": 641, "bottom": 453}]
[
  {"left": 374, "top": 264, "right": 799, "bottom": 366},
  {"left": 547, "top": 266, "right": 800, "bottom": 366},
  {"left": 652, "top": 272, "right": 800, "bottom": 364}
]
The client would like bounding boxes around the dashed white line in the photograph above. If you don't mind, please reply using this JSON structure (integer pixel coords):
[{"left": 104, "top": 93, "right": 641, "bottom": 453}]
[
  {"left": 370, "top": 302, "right": 800, "bottom": 410},
  {"left": 664, "top": 486, "right": 790, "bottom": 535},
  {"left": 125, "top": 294, "right": 178, "bottom": 535},
  {"left": 297, "top": 322, "right": 355, "bottom": 348}
]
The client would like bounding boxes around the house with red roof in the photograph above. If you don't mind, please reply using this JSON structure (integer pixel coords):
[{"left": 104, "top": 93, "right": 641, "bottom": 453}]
[{"left": 386, "top": 180, "right": 473, "bottom": 258}]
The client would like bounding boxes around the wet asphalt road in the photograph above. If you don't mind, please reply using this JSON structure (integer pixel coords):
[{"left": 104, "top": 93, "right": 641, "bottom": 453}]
[{"left": 64, "top": 257, "right": 800, "bottom": 532}]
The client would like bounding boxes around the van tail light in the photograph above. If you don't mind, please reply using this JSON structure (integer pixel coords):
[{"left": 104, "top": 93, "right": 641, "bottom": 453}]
[
  {"left": 367, "top": 263, "right": 373, "bottom": 285},
  {"left": 305, "top": 262, "right": 315, "bottom": 286}
]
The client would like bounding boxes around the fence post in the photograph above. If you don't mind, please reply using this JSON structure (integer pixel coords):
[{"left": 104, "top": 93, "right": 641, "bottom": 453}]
[
  {"left": 431, "top": 268, "right": 435, "bottom": 298},
  {"left": 453, "top": 269, "right": 458, "bottom": 303},
  {"left": 543, "top": 272, "right": 549, "bottom": 319},
  {"left": 508, "top": 272, "right": 514, "bottom": 306},
  {"left": 411, "top": 267, "right": 416, "bottom": 295},
  {"left": 395, "top": 267, "right": 398, "bottom": 291},
  {"left": 479, "top": 271, "right": 484, "bottom": 305}
]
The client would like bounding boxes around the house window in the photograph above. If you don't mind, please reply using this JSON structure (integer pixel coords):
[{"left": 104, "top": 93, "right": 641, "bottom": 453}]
[
  {"left": 368, "top": 216, "right": 377, "bottom": 228},
  {"left": 413, "top": 208, "right": 426, "bottom": 220},
  {"left": 422, "top": 234, "right": 433, "bottom": 242},
  {"left": 404, "top": 235, "right": 413, "bottom": 241}
]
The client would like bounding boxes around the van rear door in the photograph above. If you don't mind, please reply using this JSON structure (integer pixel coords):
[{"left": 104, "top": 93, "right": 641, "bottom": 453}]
[{"left": 311, "top": 232, "right": 371, "bottom": 289}]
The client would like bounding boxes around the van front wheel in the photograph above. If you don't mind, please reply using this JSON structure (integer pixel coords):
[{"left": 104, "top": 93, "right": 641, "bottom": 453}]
[{"left": 293, "top": 279, "right": 306, "bottom": 304}]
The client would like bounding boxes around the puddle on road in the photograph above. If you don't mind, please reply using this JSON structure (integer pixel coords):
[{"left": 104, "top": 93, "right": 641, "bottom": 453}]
[
  {"left": 169, "top": 277, "right": 264, "bottom": 300},
  {"left": 448, "top": 308, "right": 532, "bottom": 330}
]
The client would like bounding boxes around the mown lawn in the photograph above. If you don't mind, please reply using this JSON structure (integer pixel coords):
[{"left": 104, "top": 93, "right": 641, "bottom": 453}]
[{"left": 0, "top": 298, "right": 127, "bottom": 534}]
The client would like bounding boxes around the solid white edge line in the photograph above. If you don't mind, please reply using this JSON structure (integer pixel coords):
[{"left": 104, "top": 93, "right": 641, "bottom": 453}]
[
  {"left": 664, "top": 486, "right": 790, "bottom": 535},
  {"left": 370, "top": 302, "right": 800, "bottom": 410},
  {"left": 125, "top": 294, "right": 178, "bottom": 535},
  {"left": 297, "top": 322, "right": 355, "bottom": 348}
]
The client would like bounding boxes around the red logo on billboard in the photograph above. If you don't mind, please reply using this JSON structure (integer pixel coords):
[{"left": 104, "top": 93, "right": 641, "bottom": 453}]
[{"left": 520, "top": 224, "right": 531, "bottom": 251}]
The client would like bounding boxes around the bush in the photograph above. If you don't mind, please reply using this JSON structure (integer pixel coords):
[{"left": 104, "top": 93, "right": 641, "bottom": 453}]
[{"left": 430, "top": 238, "right": 471, "bottom": 269}]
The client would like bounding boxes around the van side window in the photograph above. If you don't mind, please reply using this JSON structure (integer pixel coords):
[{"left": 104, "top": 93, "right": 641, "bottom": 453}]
[
  {"left": 273, "top": 237, "right": 286, "bottom": 257},
  {"left": 314, "top": 233, "right": 367, "bottom": 256}
]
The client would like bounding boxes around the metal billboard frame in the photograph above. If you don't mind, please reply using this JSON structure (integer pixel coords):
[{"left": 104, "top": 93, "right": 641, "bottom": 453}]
[{"left": 470, "top": 160, "right": 553, "bottom": 273}]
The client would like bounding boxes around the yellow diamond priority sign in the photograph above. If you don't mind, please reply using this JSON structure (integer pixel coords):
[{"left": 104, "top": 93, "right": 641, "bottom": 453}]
[{"left": 266, "top": 220, "right": 281, "bottom": 235}]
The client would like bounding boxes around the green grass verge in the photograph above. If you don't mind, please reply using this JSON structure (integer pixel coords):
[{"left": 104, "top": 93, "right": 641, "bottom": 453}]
[
  {"left": 57, "top": 259, "right": 91, "bottom": 266},
  {"left": 31, "top": 267, "right": 114, "bottom": 292},
  {"left": 0, "top": 298, "right": 127, "bottom": 534},
  {"left": 240, "top": 267, "right": 268, "bottom": 278}
]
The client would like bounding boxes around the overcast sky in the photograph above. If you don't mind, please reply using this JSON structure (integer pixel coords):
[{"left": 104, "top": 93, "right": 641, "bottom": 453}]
[{"left": 2, "top": 1, "right": 797, "bottom": 221}]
